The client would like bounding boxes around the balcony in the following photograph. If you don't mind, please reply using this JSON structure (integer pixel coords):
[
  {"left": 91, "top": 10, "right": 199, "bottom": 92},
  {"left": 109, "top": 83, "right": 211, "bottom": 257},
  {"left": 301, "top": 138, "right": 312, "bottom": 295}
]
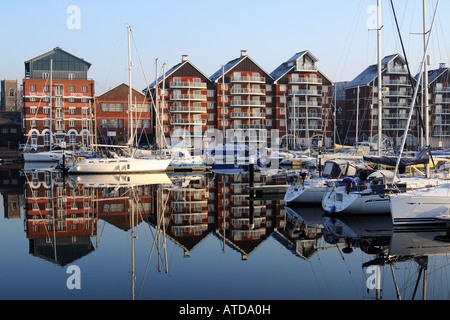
[
  {"left": 230, "top": 88, "right": 266, "bottom": 95},
  {"left": 170, "top": 93, "right": 207, "bottom": 101},
  {"left": 386, "top": 67, "right": 408, "bottom": 74},
  {"left": 169, "top": 81, "right": 207, "bottom": 89},
  {"left": 169, "top": 105, "right": 206, "bottom": 113},
  {"left": 170, "top": 118, "right": 206, "bottom": 126},
  {"left": 230, "top": 111, "right": 266, "bottom": 119},
  {"left": 229, "top": 124, "right": 266, "bottom": 130},
  {"left": 384, "top": 90, "right": 411, "bottom": 97},
  {"left": 230, "top": 99, "right": 265, "bottom": 107},
  {"left": 289, "top": 124, "right": 322, "bottom": 131},
  {"left": 288, "top": 101, "right": 322, "bottom": 108},
  {"left": 288, "top": 89, "right": 322, "bottom": 96},
  {"left": 288, "top": 77, "right": 322, "bottom": 84},
  {"left": 230, "top": 75, "right": 265, "bottom": 83},
  {"left": 289, "top": 112, "right": 322, "bottom": 119},
  {"left": 381, "top": 113, "right": 408, "bottom": 119},
  {"left": 434, "top": 86, "right": 450, "bottom": 93}
]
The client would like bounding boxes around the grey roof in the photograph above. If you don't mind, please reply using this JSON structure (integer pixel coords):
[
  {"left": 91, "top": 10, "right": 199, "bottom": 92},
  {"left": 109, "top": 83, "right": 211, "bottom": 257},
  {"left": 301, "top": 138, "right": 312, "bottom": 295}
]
[
  {"left": 25, "top": 47, "right": 91, "bottom": 67},
  {"left": 270, "top": 51, "right": 312, "bottom": 82},
  {"left": 345, "top": 53, "right": 405, "bottom": 89},
  {"left": 414, "top": 66, "right": 449, "bottom": 85},
  {"left": 210, "top": 57, "right": 243, "bottom": 83}
]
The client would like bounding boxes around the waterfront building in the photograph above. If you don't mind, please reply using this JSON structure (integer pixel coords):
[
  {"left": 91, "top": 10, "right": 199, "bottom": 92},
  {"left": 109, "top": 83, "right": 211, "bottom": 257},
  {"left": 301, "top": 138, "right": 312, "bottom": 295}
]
[
  {"left": 270, "top": 51, "right": 333, "bottom": 149},
  {"left": 145, "top": 55, "right": 215, "bottom": 151},
  {"left": 95, "top": 83, "right": 151, "bottom": 147},
  {"left": 210, "top": 50, "right": 274, "bottom": 149},
  {"left": 344, "top": 54, "right": 415, "bottom": 149},
  {"left": 22, "top": 47, "right": 95, "bottom": 151},
  {"left": 426, "top": 63, "right": 450, "bottom": 148}
]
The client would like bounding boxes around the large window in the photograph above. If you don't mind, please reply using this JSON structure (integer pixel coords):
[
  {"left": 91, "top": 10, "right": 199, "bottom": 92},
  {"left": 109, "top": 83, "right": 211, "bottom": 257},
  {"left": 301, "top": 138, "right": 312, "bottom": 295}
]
[{"left": 101, "top": 103, "right": 124, "bottom": 112}]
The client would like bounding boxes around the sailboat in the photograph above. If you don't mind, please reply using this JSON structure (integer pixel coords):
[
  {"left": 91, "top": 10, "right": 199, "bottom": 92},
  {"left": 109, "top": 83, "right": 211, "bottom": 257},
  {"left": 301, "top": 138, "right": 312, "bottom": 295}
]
[
  {"left": 68, "top": 26, "right": 171, "bottom": 175},
  {"left": 389, "top": 0, "right": 450, "bottom": 227},
  {"left": 284, "top": 159, "right": 369, "bottom": 204}
]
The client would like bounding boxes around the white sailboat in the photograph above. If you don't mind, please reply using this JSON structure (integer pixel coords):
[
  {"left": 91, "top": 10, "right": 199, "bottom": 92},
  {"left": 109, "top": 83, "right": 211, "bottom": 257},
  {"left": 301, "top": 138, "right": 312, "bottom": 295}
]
[
  {"left": 322, "top": 169, "right": 445, "bottom": 215},
  {"left": 69, "top": 26, "right": 171, "bottom": 175},
  {"left": 284, "top": 159, "right": 369, "bottom": 204},
  {"left": 389, "top": 1, "right": 449, "bottom": 226}
]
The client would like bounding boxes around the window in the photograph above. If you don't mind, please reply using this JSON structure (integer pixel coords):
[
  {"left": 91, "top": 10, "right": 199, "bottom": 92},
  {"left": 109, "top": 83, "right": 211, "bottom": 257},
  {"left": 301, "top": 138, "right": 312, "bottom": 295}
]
[
  {"left": 43, "top": 107, "right": 50, "bottom": 114},
  {"left": 30, "top": 85, "right": 36, "bottom": 92},
  {"left": 69, "top": 107, "right": 76, "bottom": 115},
  {"left": 81, "top": 86, "right": 88, "bottom": 92},
  {"left": 69, "top": 120, "right": 76, "bottom": 127},
  {"left": 69, "top": 86, "right": 75, "bottom": 92},
  {"left": 30, "top": 107, "right": 37, "bottom": 114}
]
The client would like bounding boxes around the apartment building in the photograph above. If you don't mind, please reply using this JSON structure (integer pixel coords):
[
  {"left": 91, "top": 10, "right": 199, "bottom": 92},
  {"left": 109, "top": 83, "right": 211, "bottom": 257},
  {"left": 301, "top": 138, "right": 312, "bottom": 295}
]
[
  {"left": 145, "top": 55, "right": 215, "bottom": 150},
  {"left": 427, "top": 63, "right": 450, "bottom": 148},
  {"left": 210, "top": 50, "right": 274, "bottom": 149},
  {"left": 22, "top": 47, "right": 95, "bottom": 151},
  {"left": 344, "top": 54, "right": 415, "bottom": 149},
  {"left": 271, "top": 51, "right": 333, "bottom": 149}
]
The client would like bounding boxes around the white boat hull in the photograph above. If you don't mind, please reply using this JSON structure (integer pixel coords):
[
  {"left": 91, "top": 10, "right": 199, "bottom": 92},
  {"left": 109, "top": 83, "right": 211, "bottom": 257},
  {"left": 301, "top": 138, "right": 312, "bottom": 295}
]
[
  {"left": 322, "top": 186, "right": 390, "bottom": 214},
  {"left": 390, "top": 184, "right": 450, "bottom": 226},
  {"left": 68, "top": 157, "right": 171, "bottom": 174},
  {"left": 24, "top": 150, "right": 72, "bottom": 162},
  {"left": 284, "top": 179, "right": 330, "bottom": 204}
]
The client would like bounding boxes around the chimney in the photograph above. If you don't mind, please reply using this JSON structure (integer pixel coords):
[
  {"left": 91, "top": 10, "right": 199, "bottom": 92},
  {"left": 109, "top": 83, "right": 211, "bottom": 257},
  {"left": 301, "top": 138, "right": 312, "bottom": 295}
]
[
  {"left": 241, "top": 50, "right": 247, "bottom": 57},
  {"left": 439, "top": 63, "right": 446, "bottom": 69},
  {"left": 182, "top": 55, "right": 188, "bottom": 62}
]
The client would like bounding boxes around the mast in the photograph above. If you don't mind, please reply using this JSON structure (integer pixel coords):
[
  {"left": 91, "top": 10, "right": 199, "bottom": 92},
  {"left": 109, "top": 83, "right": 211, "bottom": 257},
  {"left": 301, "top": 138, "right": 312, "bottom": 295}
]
[
  {"left": 50, "top": 59, "right": 53, "bottom": 150},
  {"left": 128, "top": 26, "right": 134, "bottom": 153},
  {"left": 377, "top": 0, "right": 383, "bottom": 156},
  {"left": 423, "top": 0, "right": 430, "bottom": 177},
  {"left": 356, "top": 85, "right": 360, "bottom": 146}
]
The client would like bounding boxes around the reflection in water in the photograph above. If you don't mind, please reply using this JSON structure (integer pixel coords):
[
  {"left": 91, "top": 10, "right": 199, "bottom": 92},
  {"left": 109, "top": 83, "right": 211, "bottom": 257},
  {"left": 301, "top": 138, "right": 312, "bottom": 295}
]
[{"left": 0, "top": 163, "right": 448, "bottom": 300}]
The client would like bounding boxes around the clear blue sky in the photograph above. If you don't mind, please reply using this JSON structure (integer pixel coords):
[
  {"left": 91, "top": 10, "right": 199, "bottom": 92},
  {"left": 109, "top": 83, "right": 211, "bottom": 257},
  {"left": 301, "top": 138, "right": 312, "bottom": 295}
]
[{"left": 1, "top": 0, "right": 448, "bottom": 95}]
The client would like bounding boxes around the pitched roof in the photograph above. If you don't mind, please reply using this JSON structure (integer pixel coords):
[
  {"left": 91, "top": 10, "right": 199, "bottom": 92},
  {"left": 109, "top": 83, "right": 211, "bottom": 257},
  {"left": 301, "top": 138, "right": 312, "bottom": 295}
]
[
  {"left": 209, "top": 51, "right": 274, "bottom": 83},
  {"left": 97, "top": 83, "right": 146, "bottom": 102},
  {"left": 345, "top": 53, "right": 406, "bottom": 89},
  {"left": 25, "top": 47, "right": 91, "bottom": 68},
  {"left": 144, "top": 57, "right": 212, "bottom": 93}
]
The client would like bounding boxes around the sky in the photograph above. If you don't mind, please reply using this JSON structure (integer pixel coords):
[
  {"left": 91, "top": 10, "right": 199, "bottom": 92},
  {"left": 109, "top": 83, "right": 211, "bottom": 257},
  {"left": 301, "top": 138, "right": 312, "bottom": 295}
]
[{"left": 1, "top": 0, "right": 449, "bottom": 96}]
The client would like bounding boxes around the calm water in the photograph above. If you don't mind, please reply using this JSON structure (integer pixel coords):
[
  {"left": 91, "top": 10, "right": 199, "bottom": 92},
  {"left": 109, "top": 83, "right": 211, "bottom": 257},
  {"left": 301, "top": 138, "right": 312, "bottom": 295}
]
[{"left": 1, "top": 164, "right": 450, "bottom": 301}]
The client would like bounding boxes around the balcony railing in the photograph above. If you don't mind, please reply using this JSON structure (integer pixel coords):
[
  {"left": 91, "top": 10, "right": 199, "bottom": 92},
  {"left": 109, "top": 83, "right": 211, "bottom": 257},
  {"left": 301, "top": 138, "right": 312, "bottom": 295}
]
[
  {"left": 170, "top": 94, "right": 207, "bottom": 101},
  {"left": 230, "top": 99, "right": 265, "bottom": 107},
  {"left": 230, "top": 88, "right": 266, "bottom": 95},
  {"left": 230, "top": 112, "right": 266, "bottom": 119},
  {"left": 170, "top": 119, "right": 206, "bottom": 126},
  {"left": 230, "top": 76, "right": 265, "bottom": 83},
  {"left": 169, "top": 105, "right": 206, "bottom": 113},
  {"left": 288, "top": 89, "right": 322, "bottom": 96},
  {"left": 288, "top": 77, "right": 322, "bottom": 84},
  {"left": 169, "top": 81, "right": 207, "bottom": 89}
]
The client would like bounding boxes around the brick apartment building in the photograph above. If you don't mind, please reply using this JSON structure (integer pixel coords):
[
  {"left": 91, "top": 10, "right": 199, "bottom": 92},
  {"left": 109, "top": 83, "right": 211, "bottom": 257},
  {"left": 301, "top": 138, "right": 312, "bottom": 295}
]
[{"left": 22, "top": 47, "right": 95, "bottom": 151}]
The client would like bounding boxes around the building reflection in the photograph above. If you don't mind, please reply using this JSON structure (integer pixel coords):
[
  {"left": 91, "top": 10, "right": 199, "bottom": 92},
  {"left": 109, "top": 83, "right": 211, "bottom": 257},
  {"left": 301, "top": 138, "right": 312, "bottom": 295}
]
[{"left": 23, "top": 169, "right": 97, "bottom": 266}]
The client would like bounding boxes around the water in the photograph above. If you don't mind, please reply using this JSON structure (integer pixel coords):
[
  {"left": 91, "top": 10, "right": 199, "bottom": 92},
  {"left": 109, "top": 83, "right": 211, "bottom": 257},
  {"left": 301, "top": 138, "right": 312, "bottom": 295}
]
[{"left": 1, "top": 164, "right": 450, "bottom": 301}]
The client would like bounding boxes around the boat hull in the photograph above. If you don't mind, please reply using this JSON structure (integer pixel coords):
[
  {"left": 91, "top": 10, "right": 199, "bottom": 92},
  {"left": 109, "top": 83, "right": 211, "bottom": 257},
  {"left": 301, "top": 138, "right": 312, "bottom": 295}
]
[
  {"left": 390, "top": 185, "right": 450, "bottom": 226},
  {"left": 284, "top": 179, "right": 329, "bottom": 204},
  {"left": 68, "top": 157, "right": 171, "bottom": 174},
  {"left": 322, "top": 187, "right": 390, "bottom": 214},
  {"left": 24, "top": 151, "right": 72, "bottom": 162}
]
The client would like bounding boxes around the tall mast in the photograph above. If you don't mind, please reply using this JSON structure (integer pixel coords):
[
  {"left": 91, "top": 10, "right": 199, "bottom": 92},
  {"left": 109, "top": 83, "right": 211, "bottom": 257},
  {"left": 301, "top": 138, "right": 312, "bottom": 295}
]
[
  {"left": 128, "top": 26, "right": 133, "bottom": 151},
  {"left": 423, "top": 0, "right": 430, "bottom": 177},
  {"left": 377, "top": 0, "right": 383, "bottom": 156}
]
